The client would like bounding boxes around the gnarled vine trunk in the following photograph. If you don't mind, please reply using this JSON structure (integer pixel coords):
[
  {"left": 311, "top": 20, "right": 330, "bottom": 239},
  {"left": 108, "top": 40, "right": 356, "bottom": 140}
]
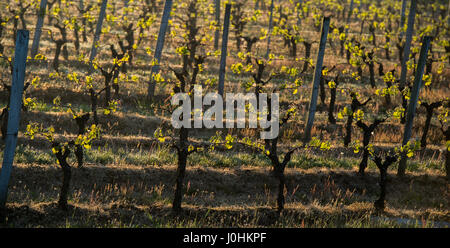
[{"left": 172, "top": 127, "right": 189, "bottom": 212}]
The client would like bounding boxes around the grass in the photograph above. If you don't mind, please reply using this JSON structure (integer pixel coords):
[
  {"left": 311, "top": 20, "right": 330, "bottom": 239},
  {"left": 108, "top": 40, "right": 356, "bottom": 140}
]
[
  {"left": 5, "top": 144, "right": 445, "bottom": 173},
  {"left": 1, "top": 144, "right": 448, "bottom": 227},
  {"left": 0, "top": 0, "right": 448, "bottom": 228},
  {"left": 1, "top": 138, "right": 447, "bottom": 228}
]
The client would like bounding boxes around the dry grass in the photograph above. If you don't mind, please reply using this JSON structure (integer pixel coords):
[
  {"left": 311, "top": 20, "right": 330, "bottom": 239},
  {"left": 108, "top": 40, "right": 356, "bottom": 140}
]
[
  {"left": 2, "top": 159, "right": 448, "bottom": 227},
  {"left": 0, "top": 0, "right": 448, "bottom": 227}
]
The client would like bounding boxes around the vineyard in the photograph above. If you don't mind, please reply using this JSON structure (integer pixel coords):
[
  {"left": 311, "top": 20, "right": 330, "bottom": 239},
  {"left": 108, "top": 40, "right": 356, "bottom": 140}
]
[{"left": 0, "top": 0, "right": 449, "bottom": 228}]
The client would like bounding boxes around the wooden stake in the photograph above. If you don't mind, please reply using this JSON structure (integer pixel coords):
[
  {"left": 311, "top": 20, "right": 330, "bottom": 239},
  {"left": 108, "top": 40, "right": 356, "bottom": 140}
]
[
  {"left": 399, "top": 0, "right": 408, "bottom": 39},
  {"left": 304, "top": 16, "right": 330, "bottom": 143},
  {"left": 218, "top": 4, "right": 231, "bottom": 97},
  {"left": 265, "top": 0, "right": 274, "bottom": 58},
  {"left": 214, "top": 0, "right": 221, "bottom": 50},
  {"left": 399, "top": 0, "right": 417, "bottom": 89},
  {"left": 147, "top": 0, "right": 173, "bottom": 99},
  {"left": 30, "top": 0, "right": 48, "bottom": 57},
  {"left": 0, "top": 30, "right": 29, "bottom": 209},
  {"left": 88, "top": 0, "right": 108, "bottom": 74},
  {"left": 397, "top": 36, "right": 432, "bottom": 176}
]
